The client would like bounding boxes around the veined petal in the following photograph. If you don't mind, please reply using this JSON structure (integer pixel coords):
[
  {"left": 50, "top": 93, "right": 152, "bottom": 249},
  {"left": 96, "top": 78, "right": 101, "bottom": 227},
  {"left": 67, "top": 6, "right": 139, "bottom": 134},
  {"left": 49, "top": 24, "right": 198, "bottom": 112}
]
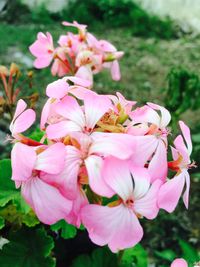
[
  {"left": 46, "top": 120, "right": 82, "bottom": 139},
  {"left": 46, "top": 78, "right": 69, "bottom": 99},
  {"left": 11, "top": 143, "right": 36, "bottom": 182},
  {"left": 35, "top": 143, "right": 66, "bottom": 174},
  {"left": 183, "top": 171, "right": 190, "bottom": 209},
  {"left": 55, "top": 96, "right": 85, "bottom": 128},
  {"left": 158, "top": 172, "right": 185, "bottom": 213},
  {"left": 102, "top": 157, "right": 133, "bottom": 201},
  {"left": 148, "top": 140, "right": 167, "bottom": 182},
  {"left": 84, "top": 94, "right": 111, "bottom": 130},
  {"left": 81, "top": 204, "right": 143, "bottom": 253},
  {"left": 179, "top": 120, "right": 192, "bottom": 156},
  {"left": 90, "top": 133, "right": 138, "bottom": 160},
  {"left": 134, "top": 179, "right": 162, "bottom": 219},
  {"left": 85, "top": 155, "right": 114, "bottom": 197},
  {"left": 22, "top": 177, "right": 72, "bottom": 225},
  {"left": 10, "top": 109, "right": 36, "bottom": 135},
  {"left": 147, "top": 102, "right": 171, "bottom": 128}
]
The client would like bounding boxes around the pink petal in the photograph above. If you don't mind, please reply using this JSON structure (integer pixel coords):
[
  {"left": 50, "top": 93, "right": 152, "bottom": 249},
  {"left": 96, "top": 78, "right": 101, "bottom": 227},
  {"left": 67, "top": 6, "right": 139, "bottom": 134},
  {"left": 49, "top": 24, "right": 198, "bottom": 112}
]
[
  {"left": 46, "top": 78, "right": 69, "bottom": 99},
  {"left": 65, "top": 188, "right": 88, "bottom": 227},
  {"left": 57, "top": 146, "right": 82, "bottom": 200},
  {"left": 75, "top": 65, "right": 93, "bottom": 86},
  {"left": 147, "top": 102, "right": 171, "bottom": 128},
  {"left": 183, "top": 171, "right": 190, "bottom": 209},
  {"left": 12, "top": 99, "right": 27, "bottom": 122},
  {"left": 102, "top": 157, "right": 133, "bottom": 201},
  {"left": 10, "top": 109, "right": 36, "bottom": 135},
  {"left": 158, "top": 173, "right": 185, "bottom": 213},
  {"left": 67, "top": 76, "right": 92, "bottom": 88},
  {"left": 171, "top": 258, "right": 188, "bottom": 267},
  {"left": 85, "top": 155, "right": 114, "bottom": 197},
  {"left": 81, "top": 204, "right": 143, "bottom": 253},
  {"left": 22, "top": 177, "right": 72, "bottom": 225},
  {"left": 55, "top": 96, "right": 85, "bottom": 127},
  {"left": 130, "top": 105, "right": 160, "bottom": 126},
  {"left": 11, "top": 143, "right": 36, "bottom": 182},
  {"left": 148, "top": 140, "right": 168, "bottom": 182},
  {"left": 46, "top": 120, "right": 82, "bottom": 139},
  {"left": 35, "top": 143, "right": 66, "bottom": 174},
  {"left": 174, "top": 135, "right": 189, "bottom": 163},
  {"left": 179, "top": 121, "right": 192, "bottom": 155},
  {"left": 84, "top": 94, "right": 111, "bottom": 130},
  {"left": 111, "top": 60, "right": 121, "bottom": 81},
  {"left": 134, "top": 179, "right": 162, "bottom": 219},
  {"left": 90, "top": 133, "right": 137, "bottom": 160}
]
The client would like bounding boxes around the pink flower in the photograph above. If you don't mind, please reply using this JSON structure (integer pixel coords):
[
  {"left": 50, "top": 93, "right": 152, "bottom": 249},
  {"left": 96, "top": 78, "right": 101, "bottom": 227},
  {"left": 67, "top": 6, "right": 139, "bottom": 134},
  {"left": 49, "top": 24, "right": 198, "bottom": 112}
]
[
  {"left": 29, "top": 32, "right": 54, "bottom": 68},
  {"left": 46, "top": 93, "right": 112, "bottom": 138},
  {"left": 129, "top": 103, "right": 171, "bottom": 182},
  {"left": 81, "top": 157, "right": 161, "bottom": 252},
  {"left": 171, "top": 258, "right": 188, "bottom": 267},
  {"left": 158, "top": 121, "right": 193, "bottom": 212},
  {"left": 11, "top": 142, "right": 72, "bottom": 224},
  {"left": 10, "top": 99, "right": 36, "bottom": 138}
]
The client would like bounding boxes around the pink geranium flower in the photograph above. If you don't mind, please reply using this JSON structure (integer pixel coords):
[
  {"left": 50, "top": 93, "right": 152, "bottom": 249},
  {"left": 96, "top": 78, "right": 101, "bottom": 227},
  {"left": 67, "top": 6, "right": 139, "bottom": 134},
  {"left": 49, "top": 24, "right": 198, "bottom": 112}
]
[
  {"left": 29, "top": 32, "right": 54, "bottom": 68},
  {"left": 81, "top": 157, "right": 161, "bottom": 252},
  {"left": 171, "top": 258, "right": 188, "bottom": 267},
  {"left": 11, "top": 142, "right": 72, "bottom": 224},
  {"left": 158, "top": 121, "right": 193, "bottom": 212}
]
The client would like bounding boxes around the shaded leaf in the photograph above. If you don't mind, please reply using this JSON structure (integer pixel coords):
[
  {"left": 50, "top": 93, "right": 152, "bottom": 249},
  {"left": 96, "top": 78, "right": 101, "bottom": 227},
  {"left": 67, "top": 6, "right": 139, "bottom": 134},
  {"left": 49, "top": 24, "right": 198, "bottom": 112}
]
[
  {"left": 155, "top": 249, "right": 176, "bottom": 262},
  {"left": 0, "top": 216, "right": 5, "bottom": 230},
  {"left": 120, "top": 244, "right": 148, "bottom": 267},
  {"left": 179, "top": 239, "right": 199, "bottom": 264},
  {"left": 0, "top": 227, "right": 55, "bottom": 267},
  {"left": 71, "top": 247, "right": 118, "bottom": 267},
  {"left": 51, "top": 219, "right": 77, "bottom": 239}
]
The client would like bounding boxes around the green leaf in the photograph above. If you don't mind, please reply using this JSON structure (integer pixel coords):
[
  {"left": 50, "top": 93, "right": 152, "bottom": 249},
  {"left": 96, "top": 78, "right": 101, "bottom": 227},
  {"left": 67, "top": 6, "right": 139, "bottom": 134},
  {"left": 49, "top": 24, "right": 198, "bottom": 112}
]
[
  {"left": 51, "top": 219, "right": 77, "bottom": 239},
  {"left": 71, "top": 247, "right": 118, "bottom": 267},
  {"left": 120, "top": 244, "right": 148, "bottom": 267},
  {"left": 179, "top": 239, "right": 199, "bottom": 264},
  {"left": 0, "top": 216, "right": 5, "bottom": 229},
  {"left": 0, "top": 159, "right": 20, "bottom": 207},
  {"left": 0, "top": 227, "right": 56, "bottom": 267},
  {"left": 155, "top": 249, "right": 176, "bottom": 261}
]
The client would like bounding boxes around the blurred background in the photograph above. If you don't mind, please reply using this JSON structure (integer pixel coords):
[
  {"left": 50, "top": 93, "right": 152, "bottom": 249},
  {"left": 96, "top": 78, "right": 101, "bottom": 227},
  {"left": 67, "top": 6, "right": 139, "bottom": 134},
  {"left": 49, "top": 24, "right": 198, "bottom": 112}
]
[{"left": 0, "top": 0, "right": 199, "bottom": 266}]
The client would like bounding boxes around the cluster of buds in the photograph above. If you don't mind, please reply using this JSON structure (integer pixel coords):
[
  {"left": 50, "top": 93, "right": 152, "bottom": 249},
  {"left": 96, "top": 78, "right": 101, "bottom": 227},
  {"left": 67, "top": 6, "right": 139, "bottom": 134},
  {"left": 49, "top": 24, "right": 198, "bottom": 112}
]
[
  {"left": 29, "top": 21, "right": 124, "bottom": 85},
  {"left": 10, "top": 76, "right": 194, "bottom": 253},
  {"left": 0, "top": 63, "right": 38, "bottom": 119}
]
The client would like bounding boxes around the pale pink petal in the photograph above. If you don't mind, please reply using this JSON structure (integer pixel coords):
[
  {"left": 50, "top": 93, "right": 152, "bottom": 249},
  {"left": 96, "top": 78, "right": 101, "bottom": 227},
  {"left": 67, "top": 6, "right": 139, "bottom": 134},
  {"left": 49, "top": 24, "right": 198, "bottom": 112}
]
[
  {"left": 99, "top": 40, "right": 116, "bottom": 52},
  {"left": 40, "top": 98, "right": 53, "bottom": 130},
  {"left": 21, "top": 177, "right": 72, "bottom": 225},
  {"left": 158, "top": 173, "right": 185, "bottom": 213},
  {"left": 57, "top": 146, "right": 82, "bottom": 200},
  {"left": 130, "top": 167, "right": 151, "bottom": 199},
  {"left": 55, "top": 96, "right": 85, "bottom": 128},
  {"left": 46, "top": 120, "right": 82, "bottom": 139},
  {"left": 130, "top": 105, "right": 160, "bottom": 126},
  {"left": 46, "top": 78, "right": 69, "bottom": 99},
  {"left": 148, "top": 140, "right": 168, "bottom": 182},
  {"left": 171, "top": 258, "right": 188, "bottom": 267},
  {"left": 65, "top": 188, "right": 88, "bottom": 227},
  {"left": 11, "top": 143, "right": 36, "bottom": 182},
  {"left": 84, "top": 94, "right": 111, "bottom": 130},
  {"left": 81, "top": 204, "right": 143, "bottom": 253},
  {"left": 174, "top": 135, "right": 189, "bottom": 163},
  {"left": 134, "top": 179, "right": 162, "bottom": 219},
  {"left": 147, "top": 102, "right": 171, "bottom": 128},
  {"left": 75, "top": 65, "right": 93, "bottom": 86},
  {"left": 102, "top": 157, "right": 133, "bottom": 201},
  {"left": 35, "top": 143, "right": 66, "bottom": 174},
  {"left": 90, "top": 133, "right": 137, "bottom": 160},
  {"left": 183, "top": 171, "right": 190, "bottom": 209},
  {"left": 67, "top": 76, "right": 92, "bottom": 88},
  {"left": 12, "top": 99, "right": 27, "bottom": 121},
  {"left": 179, "top": 121, "right": 192, "bottom": 155},
  {"left": 85, "top": 155, "right": 114, "bottom": 197},
  {"left": 130, "top": 135, "right": 158, "bottom": 166},
  {"left": 34, "top": 57, "right": 52, "bottom": 68},
  {"left": 10, "top": 109, "right": 36, "bottom": 135},
  {"left": 111, "top": 60, "right": 121, "bottom": 81}
]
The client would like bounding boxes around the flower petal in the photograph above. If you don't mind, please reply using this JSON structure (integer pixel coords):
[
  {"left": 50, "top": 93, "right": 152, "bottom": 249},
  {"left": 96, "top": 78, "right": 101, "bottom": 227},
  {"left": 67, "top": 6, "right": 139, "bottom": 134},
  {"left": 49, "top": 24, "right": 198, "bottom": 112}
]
[{"left": 22, "top": 177, "right": 72, "bottom": 225}]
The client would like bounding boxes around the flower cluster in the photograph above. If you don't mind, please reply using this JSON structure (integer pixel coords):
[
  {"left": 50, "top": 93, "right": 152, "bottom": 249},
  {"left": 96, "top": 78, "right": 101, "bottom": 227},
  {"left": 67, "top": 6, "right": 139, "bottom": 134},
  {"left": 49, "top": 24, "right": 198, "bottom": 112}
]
[
  {"left": 10, "top": 76, "right": 194, "bottom": 253},
  {"left": 29, "top": 21, "right": 124, "bottom": 85}
]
